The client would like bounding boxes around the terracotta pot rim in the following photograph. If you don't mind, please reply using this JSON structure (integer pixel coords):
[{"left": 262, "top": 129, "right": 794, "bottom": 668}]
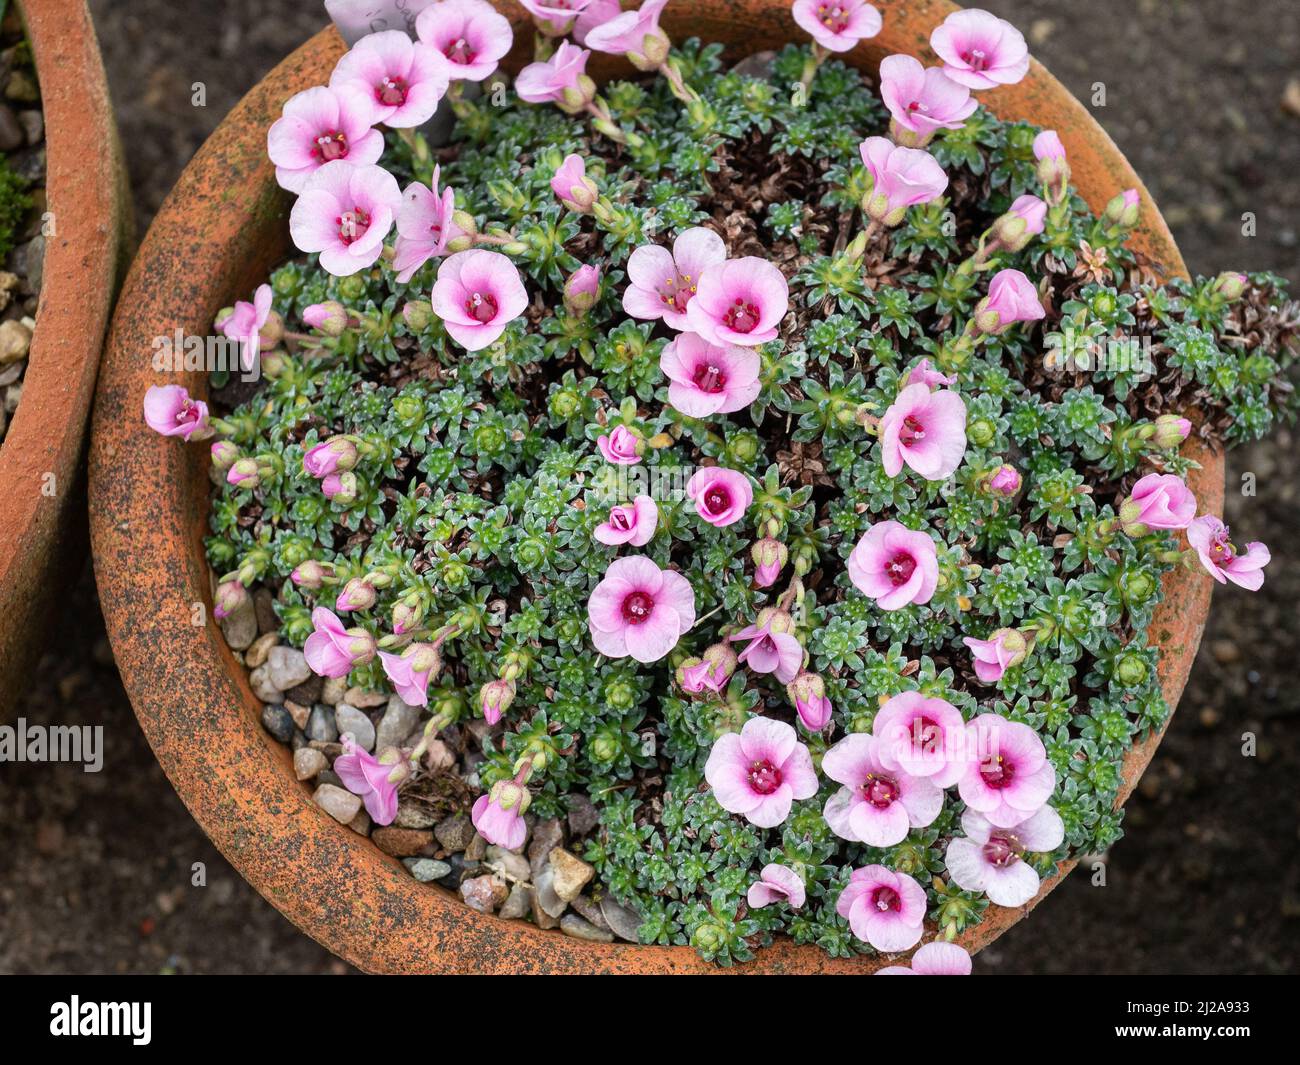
[
  {"left": 89, "top": 0, "right": 1223, "bottom": 974},
  {"left": 0, "top": 0, "right": 129, "bottom": 720}
]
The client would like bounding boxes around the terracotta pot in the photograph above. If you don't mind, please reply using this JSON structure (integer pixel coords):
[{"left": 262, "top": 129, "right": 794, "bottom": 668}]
[
  {"left": 0, "top": 0, "right": 130, "bottom": 721},
  {"left": 89, "top": 0, "right": 1223, "bottom": 973}
]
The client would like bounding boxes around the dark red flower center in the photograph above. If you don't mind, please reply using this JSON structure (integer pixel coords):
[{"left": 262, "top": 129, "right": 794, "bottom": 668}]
[
  {"left": 723, "top": 297, "right": 760, "bottom": 334},
  {"left": 871, "top": 885, "right": 902, "bottom": 913},
  {"left": 377, "top": 75, "right": 409, "bottom": 106},
  {"left": 465, "top": 291, "right": 498, "bottom": 324},
  {"left": 980, "top": 754, "right": 1016, "bottom": 790},
  {"left": 693, "top": 361, "right": 727, "bottom": 393},
  {"left": 861, "top": 773, "right": 900, "bottom": 808},
  {"left": 313, "top": 130, "right": 349, "bottom": 161},
  {"left": 704, "top": 485, "right": 732, "bottom": 514},
  {"left": 748, "top": 759, "right": 782, "bottom": 795},
  {"left": 961, "top": 47, "right": 990, "bottom": 71},
  {"left": 886, "top": 552, "right": 916, "bottom": 587},
  {"left": 621, "top": 590, "right": 655, "bottom": 625},
  {"left": 910, "top": 715, "right": 942, "bottom": 753},
  {"left": 336, "top": 207, "right": 371, "bottom": 244},
  {"left": 446, "top": 37, "right": 479, "bottom": 65},
  {"left": 816, "top": 3, "right": 850, "bottom": 32},
  {"left": 983, "top": 832, "right": 1023, "bottom": 868},
  {"left": 898, "top": 414, "right": 926, "bottom": 446}
]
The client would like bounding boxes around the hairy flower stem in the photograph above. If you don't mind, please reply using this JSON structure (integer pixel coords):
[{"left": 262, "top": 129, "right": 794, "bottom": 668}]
[
  {"left": 659, "top": 59, "right": 700, "bottom": 104},
  {"left": 798, "top": 44, "right": 827, "bottom": 92}
]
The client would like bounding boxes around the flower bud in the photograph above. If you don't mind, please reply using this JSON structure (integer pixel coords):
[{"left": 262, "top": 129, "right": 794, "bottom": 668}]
[
  {"left": 290, "top": 559, "right": 335, "bottom": 590},
  {"left": 303, "top": 300, "right": 348, "bottom": 337},
  {"left": 209, "top": 440, "right": 239, "bottom": 472},
  {"left": 259, "top": 349, "right": 289, "bottom": 378},
  {"left": 322, "top": 470, "right": 358, "bottom": 505},
  {"left": 750, "top": 537, "right": 789, "bottom": 588},
  {"left": 676, "top": 643, "right": 737, "bottom": 695},
  {"left": 488, "top": 777, "right": 531, "bottom": 816},
  {"left": 984, "top": 463, "right": 1022, "bottom": 497},
  {"left": 335, "top": 576, "right": 377, "bottom": 613},
  {"left": 1115, "top": 651, "right": 1149, "bottom": 688},
  {"left": 1102, "top": 188, "right": 1140, "bottom": 230},
  {"left": 260, "top": 309, "right": 285, "bottom": 347},
  {"left": 1151, "top": 413, "right": 1192, "bottom": 450},
  {"left": 967, "top": 417, "right": 996, "bottom": 448},
  {"left": 986, "top": 194, "right": 1047, "bottom": 254},
  {"left": 479, "top": 678, "right": 516, "bottom": 725},
  {"left": 1210, "top": 271, "right": 1248, "bottom": 302},
  {"left": 303, "top": 435, "right": 359, "bottom": 479},
  {"left": 213, "top": 579, "right": 248, "bottom": 620},
  {"left": 344, "top": 627, "right": 377, "bottom": 668},
  {"left": 391, "top": 597, "right": 424, "bottom": 635},
  {"left": 402, "top": 300, "right": 434, "bottom": 331},
  {"left": 563, "top": 264, "right": 601, "bottom": 317},
  {"left": 226, "top": 457, "right": 260, "bottom": 489},
  {"left": 445, "top": 210, "right": 478, "bottom": 253},
  {"left": 786, "top": 671, "right": 832, "bottom": 731}
]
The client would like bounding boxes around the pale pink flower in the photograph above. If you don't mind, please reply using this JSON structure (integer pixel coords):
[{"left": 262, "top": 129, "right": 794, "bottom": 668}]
[
  {"left": 1007, "top": 193, "right": 1047, "bottom": 235},
  {"left": 729, "top": 609, "right": 803, "bottom": 683},
  {"left": 551, "top": 153, "right": 599, "bottom": 213},
  {"left": 877, "top": 941, "right": 972, "bottom": 975},
  {"left": 143, "top": 384, "right": 209, "bottom": 440},
  {"left": 879, "top": 54, "right": 976, "bottom": 146},
  {"left": 959, "top": 713, "right": 1056, "bottom": 829},
  {"left": 704, "top": 717, "right": 818, "bottom": 828},
  {"left": 904, "top": 357, "right": 956, "bottom": 390},
  {"left": 574, "top": 0, "right": 622, "bottom": 45},
  {"left": 1033, "top": 129, "right": 1065, "bottom": 161},
  {"left": 686, "top": 257, "right": 789, "bottom": 347},
  {"left": 791, "top": 0, "right": 882, "bottom": 53},
  {"left": 596, "top": 424, "right": 642, "bottom": 465},
  {"left": 302, "top": 436, "right": 358, "bottom": 479},
  {"left": 930, "top": 8, "right": 1030, "bottom": 90},
  {"left": 821, "top": 733, "right": 943, "bottom": 847},
  {"left": 747, "top": 863, "right": 806, "bottom": 909},
  {"left": 623, "top": 227, "right": 727, "bottom": 331},
  {"left": 415, "top": 0, "right": 514, "bottom": 82},
  {"left": 945, "top": 805, "right": 1064, "bottom": 907},
  {"left": 837, "top": 865, "right": 927, "bottom": 953},
  {"left": 516, "top": 40, "right": 592, "bottom": 105},
  {"left": 303, "top": 607, "right": 378, "bottom": 678},
  {"left": 594, "top": 495, "right": 658, "bottom": 546},
  {"left": 220, "top": 283, "right": 274, "bottom": 371},
  {"left": 1118, "top": 472, "right": 1196, "bottom": 535},
  {"left": 859, "top": 136, "right": 948, "bottom": 226},
  {"left": 678, "top": 644, "right": 737, "bottom": 695},
  {"left": 393, "top": 166, "right": 466, "bottom": 283},
  {"left": 872, "top": 691, "right": 967, "bottom": 788},
  {"left": 584, "top": 0, "right": 671, "bottom": 67},
  {"left": 378, "top": 644, "right": 441, "bottom": 707},
  {"left": 962, "top": 628, "right": 1028, "bottom": 683},
  {"left": 267, "top": 85, "right": 383, "bottom": 194},
  {"left": 520, "top": 0, "right": 593, "bottom": 36},
  {"left": 289, "top": 161, "right": 402, "bottom": 277},
  {"left": 973, "top": 268, "right": 1045, "bottom": 334},
  {"left": 787, "top": 671, "right": 832, "bottom": 730},
  {"left": 985, "top": 463, "right": 1021, "bottom": 496},
  {"left": 330, "top": 30, "right": 450, "bottom": 128},
  {"left": 1187, "top": 516, "right": 1271, "bottom": 591},
  {"left": 430, "top": 249, "right": 528, "bottom": 351},
  {"left": 848, "top": 520, "right": 940, "bottom": 610},
  {"left": 333, "top": 735, "right": 400, "bottom": 825},
  {"left": 686, "top": 467, "right": 753, "bottom": 527},
  {"left": 587, "top": 555, "right": 696, "bottom": 663},
  {"left": 471, "top": 778, "right": 530, "bottom": 849},
  {"left": 661, "top": 333, "right": 762, "bottom": 418}
]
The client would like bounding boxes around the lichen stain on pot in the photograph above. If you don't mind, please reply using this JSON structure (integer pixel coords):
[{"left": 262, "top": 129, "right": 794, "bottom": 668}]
[{"left": 90, "top": 0, "right": 1222, "bottom": 974}]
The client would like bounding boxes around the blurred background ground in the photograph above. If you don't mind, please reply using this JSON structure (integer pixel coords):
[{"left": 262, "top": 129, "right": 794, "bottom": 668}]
[{"left": 0, "top": 0, "right": 1296, "bottom": 974}]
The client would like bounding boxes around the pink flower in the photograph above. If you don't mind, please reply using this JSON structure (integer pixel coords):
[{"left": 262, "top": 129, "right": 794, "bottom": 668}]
[
  {"left": 430, "top": 249, "right": 528, "bottom": 351},
  {"left": 704, "top": 717, "right": 818, "bottom": 828},
  {"left": 333, "top": 735, "right": 400, "bottom": 825},
  {"left": 516, "top": 40, "right": 592, "bottom": 105},
  {"left": 520, "top": 0, "right": 594, "bottom": 36},
  {"left": 686, "top": 257, "right": 789, "bottom": 347},
  {"left": 471, "top": 778, "right": 530, "bottom": 849},
  {"left": 267, "top": 85, "right": 383, "bottom": 194},
  {"left": 958, "top": 713, "right": 1056, "bottom": 829},
  {"left": 848, "top": 520, "right": 940, "bottom": 610},
  {"left": 821, "top": 733, "right": 943, "bottom": 846},
  {"left": 594, "top": 495, "right": 658, "bottom": 546},
  {"left": 587, "top": 555, "right": 696, "bottom": 663},
  {"left": 877, "top": 941, "right": 972, "bottom": 976},
  {"left": 143, "top": 384, "right": 209, "bottom": 440},
  {"left": 1033, "top": 129, "right": 1070, "bottom": 195},
  {"left": 837, "top": 865, "right": 927, "bottom": 953},
  {"left": 289, "top": 161, "right": 402, "bottom": 277},
  {"left": 415, "top": 0, "right": 513, "bottom": 82},
  {"left": 574, "top": 0, "right": 622, "bottom": 44},
  {"left": 303, "top": 607, "right": 378, "bottom": 678},
  {"left": 787, "top": 671, "right": 832, "bottom": 730},
  {"left": 1007, "top": 193, "right": 1047, "bottom": 235},
  {"left": 303, "top": 436, "right": 358, "bottom": 479},
  {"left": 220, "top": 283, "right": 274, "bottom": 372},
  {"left": 985, "top": 463, "right": 1021, "bottom": 496},
  {"left": 686, "top": 467, "right": 753, "bottom": 527},
  {"left": 378, "top": 644, "right": 441, "bottom": 707},
  {"left": 661, "top": 333, "right": 762, "bottom": 418},
  {"left": 1033, "top": 130, "right": 1065, "bottom": 161},
  {"left": 747, "top": 863, "right": 806, "bottom": 909},
  {"left": 972, "top": 268, "right": 1044, "bottom": 334},
  {"left": 551, "top": 153, "right": 600, "bottom": 213},
  {"left": 729, "top": 608, "right": 803, "bottom": 683},
  {"left": 930, "top": 7, "right": 1030, "bottom": 91},
  {"left": 872, "top": 691, "right": 967, "bottom": 788},
  {"left": 678, "top": 644, "right": 737, "bottom": 695},
  {"left": 329, "top": 29, "right": 450, "bottom": 128},
  {"left": 1119, "top": 473, "right": 1196, "bottom": 535},
  {"left": 904, "top": 357, "right": 956, "bottom": 390},
  {"left": 1187, "top": 516, "right": 1271, "bottom": 591},
  {"left": 945, "top": 805, "right": 1064, "bottom": 907},
  {"left": 962, "top": 628, "right": 1028, "bottom": 683},
  {"left": 879, "top": 54, "right": 976, "bottom": 146},
  {"left": 791, "top": 0, "right": 882, "bottom": 54},
  {"left": 859, "top": 136, "right": 948, "bottom": 226},
  {"left": 596, "top": 424, "right": 642, "bottom": 465},
  {"left": 393, "top": 166, "right": 466, "bottom": 283},
  {"left": 623, "top": 226, "right": 727, "bottom": 331},
  {"left": 584, "top": 0, "right": 671, "bottom": 68}
]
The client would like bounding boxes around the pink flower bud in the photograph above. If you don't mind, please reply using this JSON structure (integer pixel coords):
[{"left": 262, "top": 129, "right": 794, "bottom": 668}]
[
  {"left": 143, "top": 384, "right": 209, "bottom": 441},
  {"left": 335, "top": 576, "right": 377, "bottom": 613},
  {"left": 303, "top": 300, "right": 349, "bottom": 337},
  {"left": 988, "top": 194, "right": 1047, "bottom": 253},
  {"left": 226, "top": 457, "right": 260, "bottom": 489},
  {"left": 1211, "top": 271, "right": 1248, "bottom": 301},
  {"left": 563, "top": 264, "right": 601, "bottom": 317},
  {"left": 291, "top": 560, "right": 335, "bottom": 590},
  {"left": 751, "top": 537, "right": 789, "bottom": 588},
  {"left": 479, "top": 678, "right": 516, "bottom": 724},
  {"left": 786, "top": 671, "right": 832, "bottom": 731},
  {"left": 322, "top": 471, "right": 358, "bottom": 505},
  {"left": 303, "top": 436, "right": 359, "bottom": 479},
  {"left": 391, "top": 597, "right": 424, "bottom": 635},
  {"left": 596, "top": 424, "right": 642, "bottom": 465},
  {"left": 551, "top": 153, "right": 599, "bottom": 213},
  {"left": 402, "top": 300, "right": 434, "bottom": 331},
  {"left": 984, "top": 463, "right": 1022, "bottom": 497},
  {"left": 962, "top": 628, "right": 1028, "bottom": 683},
  {"left": 1119, "top": 473, "right": 1196, "bottom": 536},
  {"left": 972, "top": 269, "right": 1045, "bottom": 335},
  {"left": 209, "top": 440, "right": 239, "bottom": 471},
  {"left": 676, "top": 643, "right": 737, "bottom": 695},
  {"left": 213, "top": 580, "right": 249, "bottom": 620},
  {"left": 1102, "top": 188, "right": 1140, "bottom": 230},
  {"left": 1151, "top": 413, "right": 1192, "bottom": 450}
]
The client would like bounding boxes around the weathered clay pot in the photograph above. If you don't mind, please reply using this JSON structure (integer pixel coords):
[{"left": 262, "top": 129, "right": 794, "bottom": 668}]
[
  {"left": 89, "top": 0, "right": 1223, "bottom": 973},
  {"left": 0, "top": 0, "right": 129, "bottom": 720}
]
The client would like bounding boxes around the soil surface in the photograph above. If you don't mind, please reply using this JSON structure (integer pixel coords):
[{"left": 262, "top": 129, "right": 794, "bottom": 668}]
[{"left": 0, "top": 0, "right": 1295, "bottom": 974}]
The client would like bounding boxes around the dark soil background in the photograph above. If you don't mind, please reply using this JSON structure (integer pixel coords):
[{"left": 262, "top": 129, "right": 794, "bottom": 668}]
[{"left": 0, "top": 0, "right": 1296, "bottom": 974}]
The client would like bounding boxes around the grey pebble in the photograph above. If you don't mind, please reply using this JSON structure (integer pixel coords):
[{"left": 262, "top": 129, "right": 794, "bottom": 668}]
[
  {"left": 375, "top": 695, "right": 421, "bottom": 751},
  {"left": 260, "top": 705, "right": 295, "bottom": 744},
  {"left": 560, "top": 913, "right": 614, "bottom": 943},
  {"left": 306, "top": 704, "right": 339, "bottom": 743},
  {"left": 403, "top": 858, "right": 451, "bottom": 883},
  {"left": 312, "top": 783, "right": 361, "bottom": 824},
  {"left": 266, "top": 646, "right": 311, "bottom": 691},
  {"left": 334, "top": 704, "right": 374, "bottom": 750},
  {"left": 599, "top": 897, "right": 642, "bottom": 943}
]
